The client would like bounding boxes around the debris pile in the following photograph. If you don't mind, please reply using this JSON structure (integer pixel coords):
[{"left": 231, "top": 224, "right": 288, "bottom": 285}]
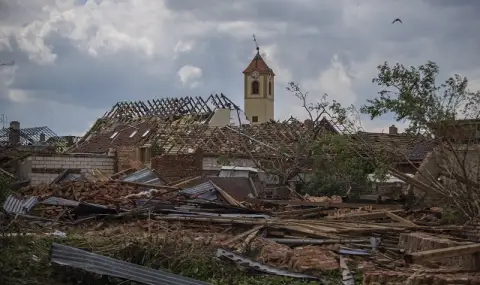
[{"left": 3, "top": 167, "right": 480, "bottom": 284}]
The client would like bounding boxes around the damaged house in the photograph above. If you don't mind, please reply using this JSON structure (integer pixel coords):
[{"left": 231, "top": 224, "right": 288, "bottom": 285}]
[{"left": 68, "top": 93, "right": 342, "bottom": 199}]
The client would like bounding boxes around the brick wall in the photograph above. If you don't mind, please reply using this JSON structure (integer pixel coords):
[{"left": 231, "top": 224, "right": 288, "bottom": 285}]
[
  {"left": 117, "top": 146, "right": 137, "bottom": 171},
  {"left": 151, "top": 153, "right": 202, "bottom": 182},
  {"left": 26, "top": 154, "right": 115, "bottom": 185}
]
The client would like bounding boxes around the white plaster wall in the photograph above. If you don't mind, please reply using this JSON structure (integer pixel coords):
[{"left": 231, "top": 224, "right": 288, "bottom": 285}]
[
  {"left": 202, "top": 157, "right": 256, "bottom": 171},
  {"left": 26, "top": 154, "right": 115, "bottom": 186}
]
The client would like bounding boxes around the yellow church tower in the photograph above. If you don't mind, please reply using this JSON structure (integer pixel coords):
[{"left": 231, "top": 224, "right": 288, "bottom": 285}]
[{"left": 243, "top": 45, "right": 275, "bottom": 124}]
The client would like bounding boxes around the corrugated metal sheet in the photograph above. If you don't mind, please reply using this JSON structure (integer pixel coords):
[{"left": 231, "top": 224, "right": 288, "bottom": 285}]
[
  {"left": 122, "top": 168, "right": 164, "bottom": 185},
  {"left": 215, "top": 248, "right": 321, "bottom": 281},
  {"left": 338, "top": 248, "right": 370, "bottom": 256},
  {"left": 180, "top": 182, "right": 217, "bottom": 201},
  {"left": 41, "top": 197, "right": 80, "bottom": 207},
  {"left": 339, "top": 256, "right": 354, "bottom": 285},
  {"left": 51, "top": 243, "right": 211, "bottom": 285},
  {"left": 3, "top": 195, "right": 39, "bottom": 215}
]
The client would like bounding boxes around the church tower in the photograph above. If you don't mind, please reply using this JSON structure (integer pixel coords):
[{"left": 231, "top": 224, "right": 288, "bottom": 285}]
[{"left": 243, "top": 45, "right": 275, "bottom": 125}]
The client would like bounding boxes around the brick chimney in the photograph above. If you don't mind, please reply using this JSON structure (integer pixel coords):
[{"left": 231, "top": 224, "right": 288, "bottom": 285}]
[
  {"left": 39, "top": 133, "right": 46, "bottom": 142},
  {"left": 389, "top": 124, "right": 398, "bottom": 135},
  {"left": 8, "top": 121, "right": 20, "bottom": 146}
]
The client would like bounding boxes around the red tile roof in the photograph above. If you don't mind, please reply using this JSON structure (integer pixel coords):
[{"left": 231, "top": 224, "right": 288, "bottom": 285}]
[{"left": 243, "top": 51, "right": 275, "bottom": 75}]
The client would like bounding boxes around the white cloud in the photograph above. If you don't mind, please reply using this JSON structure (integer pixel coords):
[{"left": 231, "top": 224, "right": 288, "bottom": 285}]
[
  {"left": 260, "top": 44, "right": 292, "bottom": 87},
  {"left": 302, "top": 54, "right": 356, "bottom": 107},
  {"left": 177, "top": 65, "right": 203, "bottom": 88},
  {"left": 174, "top": 40, "right": 194, "bottom": 54},
  {"left": 6, "top": 89, "right": 36, "bottom": 103}
]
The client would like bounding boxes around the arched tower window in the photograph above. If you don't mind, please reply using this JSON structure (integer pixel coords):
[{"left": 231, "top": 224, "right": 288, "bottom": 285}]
[{"left": 252, "top": 80, "right": 259, "bottom": 94}]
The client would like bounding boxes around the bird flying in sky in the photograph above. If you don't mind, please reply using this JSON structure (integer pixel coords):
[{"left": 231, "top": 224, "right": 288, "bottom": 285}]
[{"left": 392, "top": 18, "right": 403, "bottom": 24}]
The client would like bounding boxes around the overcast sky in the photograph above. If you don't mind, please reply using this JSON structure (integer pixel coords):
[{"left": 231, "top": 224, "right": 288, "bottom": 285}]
[{"left": 0, "top": 0, "right": 479, "bottom": 136}]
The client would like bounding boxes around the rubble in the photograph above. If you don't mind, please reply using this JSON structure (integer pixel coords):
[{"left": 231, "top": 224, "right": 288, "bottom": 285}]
[{"left": 2, "top": 168, "right": 480, "bottom": 285}]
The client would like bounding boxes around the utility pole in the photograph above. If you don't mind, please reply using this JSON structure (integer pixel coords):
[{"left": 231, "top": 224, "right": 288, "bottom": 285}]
[{"left": 0, "top": 114, "right": 7, "bottom": 129}]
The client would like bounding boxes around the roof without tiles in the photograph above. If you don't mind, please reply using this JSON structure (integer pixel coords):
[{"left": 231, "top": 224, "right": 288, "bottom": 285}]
[
  {"left": 354, "top": 132, "right": 435, "bottom": 162},
  {"left": 71, "top": 116, "right": 340, "bottom": 157}
]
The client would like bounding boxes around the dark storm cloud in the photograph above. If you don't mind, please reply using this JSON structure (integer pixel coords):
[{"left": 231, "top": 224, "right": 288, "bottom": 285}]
[
  {"left": 164, "top": 0, "right": 341, "bottom": 27},
  {"left": 1, "top": 0, "right": 480, "bottom": 134},
  {"left": 2, "top": 34, "right": 179, "bottom": 108}
]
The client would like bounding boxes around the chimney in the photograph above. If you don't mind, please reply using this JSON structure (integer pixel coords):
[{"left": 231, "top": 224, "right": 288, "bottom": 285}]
[
  {"left": 8, "top": 121, "right": 20, "bottom": 146},
  {"left": 389, "top": 124, "right": 398, "bottom": 135},
  {"left": 39, "top": 133, "right": 46, "bottom": 142}
]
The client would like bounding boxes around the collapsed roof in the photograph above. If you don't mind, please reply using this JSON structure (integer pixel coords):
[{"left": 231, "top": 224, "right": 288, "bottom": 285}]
[
  {"left": 0, "top": 126, "right": 67, "bottom": 150},
  {"left": 69, "top": 94, "right": 340, "bottom": 158}
]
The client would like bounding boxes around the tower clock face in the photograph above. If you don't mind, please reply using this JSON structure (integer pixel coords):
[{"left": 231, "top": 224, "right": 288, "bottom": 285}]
[{"left": 252, "top": 71, "right": 259, "bottom": 79}]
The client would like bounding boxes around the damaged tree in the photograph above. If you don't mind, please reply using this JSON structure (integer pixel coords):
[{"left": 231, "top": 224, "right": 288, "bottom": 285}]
[
  {"left": 361, "top": 61, "right": 480, "bottom": 220},
  {"left": 245, "top": 82, "right": 388, "bottom": 196}
]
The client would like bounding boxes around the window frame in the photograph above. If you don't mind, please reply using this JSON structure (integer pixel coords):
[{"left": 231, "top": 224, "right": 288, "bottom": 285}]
[{"left": 252, "top": 80, "right": 259, "bottom": 95}]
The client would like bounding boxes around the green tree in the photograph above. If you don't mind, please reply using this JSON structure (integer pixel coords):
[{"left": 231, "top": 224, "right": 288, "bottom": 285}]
[
  {"left": 307, "top": 133, "right": 377, "bottom": 196},
  {"left": 284, "top": 82, "right": 388, "bottom": 196},
  {"left": 360, "top": 61, "right": 480, "bottom": 135},
  {"left": 361, "top": 61, "right": 480, "bottom": 221}
]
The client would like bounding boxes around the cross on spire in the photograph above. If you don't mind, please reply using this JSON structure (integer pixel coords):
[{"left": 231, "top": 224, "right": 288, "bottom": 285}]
[{"left": 252, "top": 34, "right": 259, "bottom": 53}]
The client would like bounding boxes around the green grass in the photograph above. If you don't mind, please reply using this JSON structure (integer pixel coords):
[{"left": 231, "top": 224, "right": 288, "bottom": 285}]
[{"left": 0, "top": 235, "right": 365, "bottom": 285}]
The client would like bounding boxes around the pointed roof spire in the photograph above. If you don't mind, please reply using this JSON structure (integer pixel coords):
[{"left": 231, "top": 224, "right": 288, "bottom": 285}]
[{"left": 243, "top": 34, "right": 275, "bottom": 75}]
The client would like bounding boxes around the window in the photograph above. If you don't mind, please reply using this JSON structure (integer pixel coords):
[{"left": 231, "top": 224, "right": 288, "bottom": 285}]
[
  {"left": 129, "top": 130, "right": 138, "bottom": 138},
  {"left": 252, "top": 116, "right": 259, "bottom": 123},
  {"left": 142, "top": 129, "right": 150, "bottom": 137},
  {"left": 110, "top": 132, "right": 118, "bottom": 139},
  {"left": 252, "top": 80, "right": 259, "bottom": 94},
  {"left": 268, "top": 82, "right": 272, "bottom": 95}
]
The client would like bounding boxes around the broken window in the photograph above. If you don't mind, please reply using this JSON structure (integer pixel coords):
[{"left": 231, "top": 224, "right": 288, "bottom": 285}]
[
  {"left": 142, "top": 129, "right": 150, "bottom": 137},
  {"left": 252, "top": 81, "right": 259, "bottom": 94},
  {"left": 252, "top": 116, "right": 258, "bottom": 123},
  {"left": 110, "top": 132, "right": 118, "bottom": 139},
  {"left": 129, "top": 130, "right": 138, "bottom": 138}
]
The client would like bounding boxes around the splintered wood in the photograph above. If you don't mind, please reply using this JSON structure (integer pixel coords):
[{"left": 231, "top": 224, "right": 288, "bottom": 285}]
[
  {"left": 289, "top": 246, "right": 339, "bottom": 271},
  {"left": 20, "top": 181, "right": 173, "bottom": 209}
]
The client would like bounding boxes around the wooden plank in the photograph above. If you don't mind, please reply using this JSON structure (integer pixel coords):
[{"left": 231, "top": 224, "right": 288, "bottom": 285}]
[
  {"left": 404, "top": 243, "right": 480, "bottom": 264},
  {"left": 325, "top": 210, "right": 389, "bottom": 220},
  {"left": 245, "top": 197, "right": 403, "bottom": 210},
  {"left": 384, "top": 211, "right": 418, "bottom": 227},
  {"left": 221, "top": 225, "right": 264, "bottom": 246}
]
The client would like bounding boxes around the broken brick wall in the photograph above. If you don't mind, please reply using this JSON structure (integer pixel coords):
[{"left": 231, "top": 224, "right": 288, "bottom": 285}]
[
  {"left": 151, "top": 152, "right": 203, "bottom": 182},
  {"left": 117, "top": 146, "right": 137, "bottom": 171}
]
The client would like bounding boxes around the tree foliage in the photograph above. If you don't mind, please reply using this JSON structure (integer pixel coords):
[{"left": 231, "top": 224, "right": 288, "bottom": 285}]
[
  {"left": 0, "top": 177, "right": 11, "bottom": 204},
  {"left": 361, "top": 61, "right": 480, "bottom": 220},
  {"left": 285, "top": 82, "right": 388, "bottom": 196},
  {"left": 360, "top": 61, "right": 480, "bottom": 135},
  {"left": 307, "top": 133, "right": 376, "bottom": 196}
]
